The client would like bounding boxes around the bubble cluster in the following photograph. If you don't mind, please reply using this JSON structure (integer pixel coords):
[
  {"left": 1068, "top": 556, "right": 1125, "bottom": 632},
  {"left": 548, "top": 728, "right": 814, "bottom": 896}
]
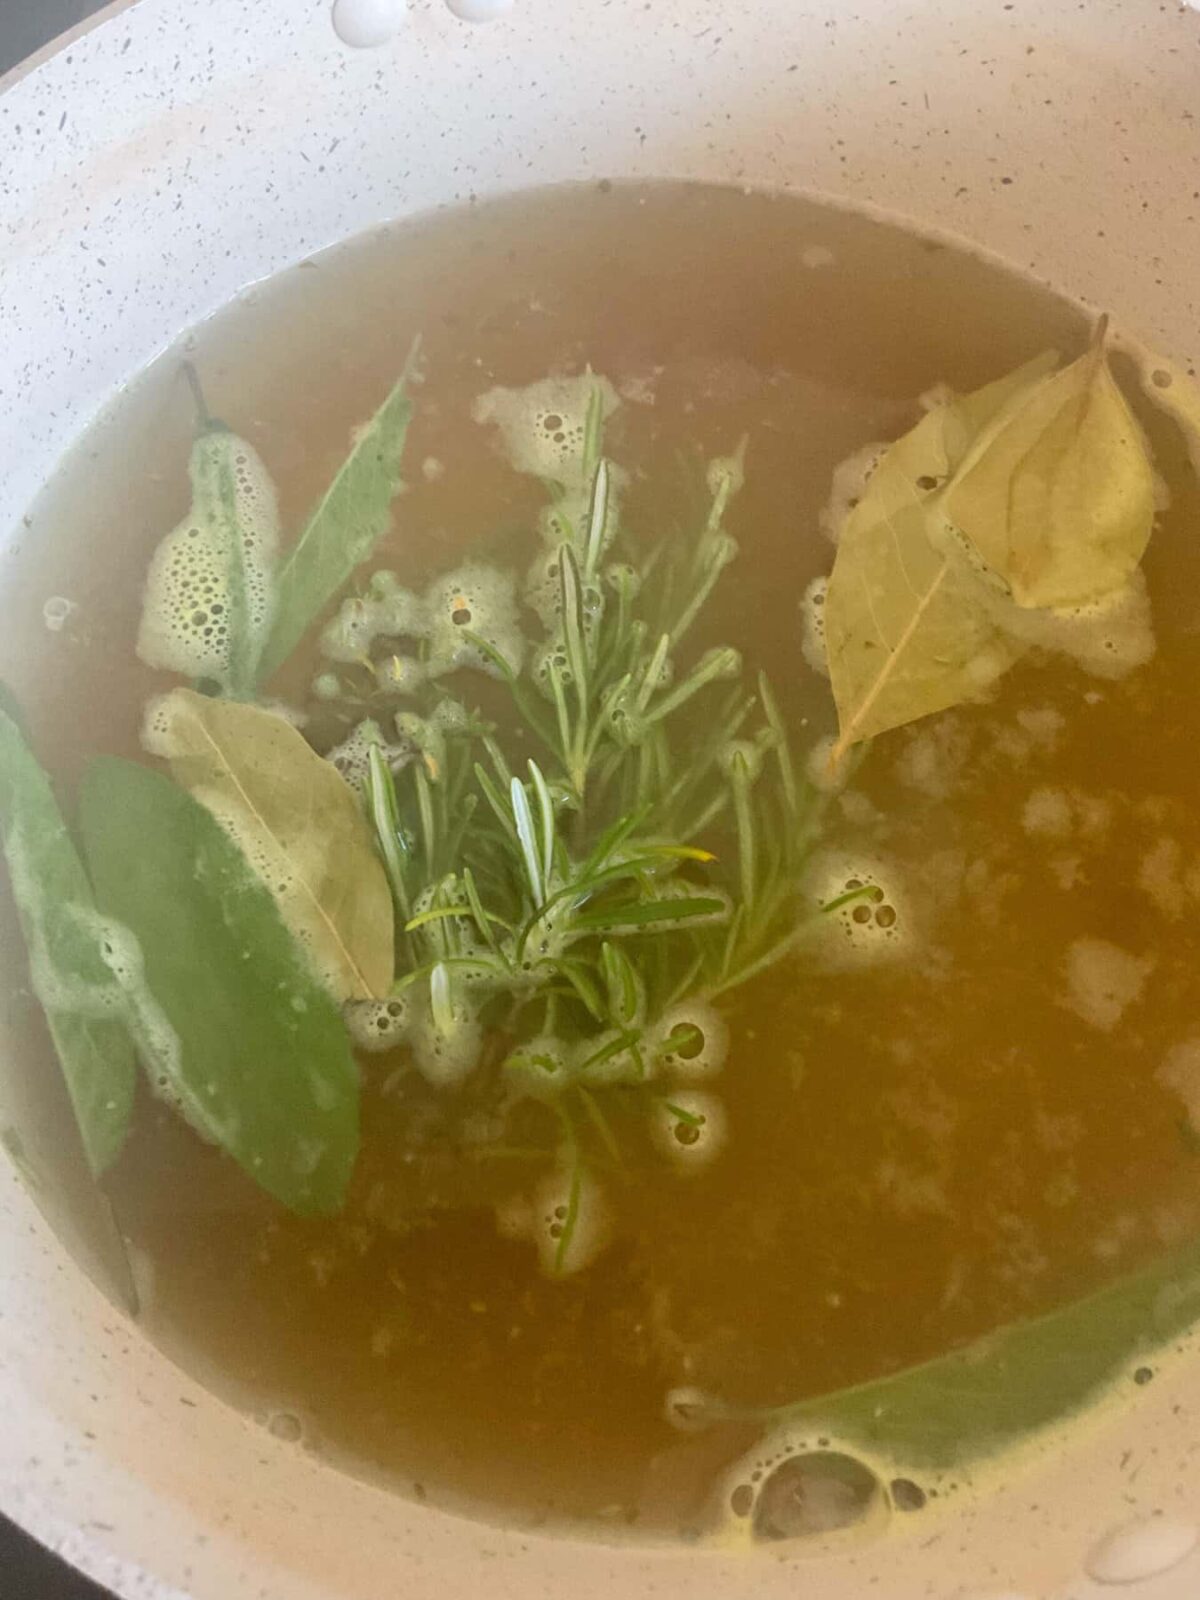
[
  {"left": 997, "top": 570, "right": 1155, "bottom": 679},
  {"left": 138, "top": 431, "right": 279, "bottom": 690},
  {"left": 321, "top": 563, "right": 524, "bottom": 687},
  {"left": 345, "top": 996, "right": 411, "bottom": 1053},
  {"left": 472, "top": 372, "right": 620, "bottom": 492},
  {"left": 651, "top": 1090, "right": 728, "bottom": 1168},
  {"left": 718, "top": 1431, "right": 893, "bottom": 1544},
  {"left": 800, "top": 576, "right": 830, "bottom": 676},
  {"left": 325, "top": 719, "right": 394, "bottom": 792},
  {"left": 806, "top": 852, "right": 911, "bottom": 969},
  {"left": 818, "top": 442, "right": 887, "bottom": 545},
  {"left": 653, "top": 1002, "right": 729, "bottom": 1081}
]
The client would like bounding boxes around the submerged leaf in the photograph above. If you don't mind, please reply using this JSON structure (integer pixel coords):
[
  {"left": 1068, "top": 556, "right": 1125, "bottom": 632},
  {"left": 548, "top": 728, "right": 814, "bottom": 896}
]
[
  {"left": 80, "top": 758, "right": 359, "bottom": 1215},
  {"left": 143, "top": 688, "right": 393, "bottom": 1001},
  {"left": 825, "top": 489, "right": 1020, "bottom": 759},
  {"left": 0, "top": 703, "right": 136, "bottom": 1175},
  {"left": 259, "top": 350, "right": 419, "bottom": 680},
  {"left": 773, "top": 1229, "right": 1200, "bottom": 1478},
  {"left": 137, "top": 425, "right": 280, "bottom": 698},
  {"left": 944, "top": 329, "right": 1156, "bottom": 608}
]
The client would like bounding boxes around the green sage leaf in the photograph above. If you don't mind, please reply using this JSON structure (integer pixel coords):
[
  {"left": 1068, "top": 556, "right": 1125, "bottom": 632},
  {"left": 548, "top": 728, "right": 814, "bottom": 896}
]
[
  {"left": 259, "top": 351, "right": 418, "bottom": 680},
  {"left": 774, "top": 1231, "right": 1200, "bottom": 1478},
  {"left": 0, "top": 702, "right": 136, "bottom": 1176},
  {"left": 80, "top": 757, "right": 359, "bottom": 1215}
]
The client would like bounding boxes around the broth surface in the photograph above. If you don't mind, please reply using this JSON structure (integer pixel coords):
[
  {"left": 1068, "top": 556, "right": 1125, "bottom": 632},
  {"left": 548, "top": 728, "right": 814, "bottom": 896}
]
[{"left": 4, "top": 182, "right": 1200, "bottom": 1536}]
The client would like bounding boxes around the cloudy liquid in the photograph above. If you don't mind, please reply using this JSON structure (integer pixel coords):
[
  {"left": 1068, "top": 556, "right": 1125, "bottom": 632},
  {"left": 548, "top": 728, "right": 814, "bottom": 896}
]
[{"left": 4, "top": 182, "right": 1200, "bottom": 1537}]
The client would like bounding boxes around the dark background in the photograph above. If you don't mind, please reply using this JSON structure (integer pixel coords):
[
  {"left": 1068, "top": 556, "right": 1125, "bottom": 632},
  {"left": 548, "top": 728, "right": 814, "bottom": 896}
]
[{"left": 4, "top": 4, "right": 130, "bottom": 1596}]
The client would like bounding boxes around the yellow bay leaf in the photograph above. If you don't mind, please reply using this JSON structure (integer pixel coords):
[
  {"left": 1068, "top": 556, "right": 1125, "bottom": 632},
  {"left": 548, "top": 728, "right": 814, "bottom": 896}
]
[
  {"left": 142, "top": 688, "right": 393, "bottom": 1001},
  {"left": 943, "top": 329, "right": 1156, "bottom": 609}
]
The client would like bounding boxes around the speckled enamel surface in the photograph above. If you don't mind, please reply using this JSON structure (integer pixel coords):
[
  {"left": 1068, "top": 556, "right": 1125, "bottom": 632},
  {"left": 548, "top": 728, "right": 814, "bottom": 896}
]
[{"left": 4, "top": 3, "right": 1200, "bottom": 1598}]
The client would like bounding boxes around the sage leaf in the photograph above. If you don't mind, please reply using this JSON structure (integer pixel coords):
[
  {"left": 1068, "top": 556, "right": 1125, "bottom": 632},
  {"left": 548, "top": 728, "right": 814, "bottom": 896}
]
[
  {"left": 775, "top": 1231, "right": 1200, "bottom": 1478},
  {"left": 259, "top": 350, "right": 419, "bottom": 681},
  {"left": 0, "top": 702, "right": 136, "bottom": 1176},
  {"left": 825, "top": 488, "right": 1021, "bottom": 760},
  {"left": 137, "top": 424, "right": 280, "bottom": 698},
  {"left": 143, "top": 688, "right": 393, "bottom": 1002},
  {"left": 943, "top": 328, "right": 1156, "bottom": 608},
  {"left": 80, "top": 757, "right": 360, "bottom": 1215}
]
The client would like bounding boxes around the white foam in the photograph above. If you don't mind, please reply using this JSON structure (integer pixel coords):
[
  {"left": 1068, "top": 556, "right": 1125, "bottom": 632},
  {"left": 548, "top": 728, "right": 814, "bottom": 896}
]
[
  {"left": 654, "top": 1002, "right": 729, "bottom": 1082},
  {"left": 800, "top": 576, "right": 830, "bottom": 676},
  {"left": 345, "top": 996, "right": 412, "bottom": 1053},
  {"left": 806, "top": 852, "right": 913, "bottom": 969},
  {"left": 1062, "top": 937, "right": 1153, "bottom": 1032},
  {"left": 995, "top": 572, "right": 1156, "bottom": 680},
  {"left": 1158, "top": 1039, "right": 1200, "bottom": 1132},
  {"left": 651, "top": 1091, "right": 728, "bottom": 1168},
  {"left": 472, "top": 372, "right": 619, "bottom": 492},
  {"left": 1022, "top": 786, "right": 1072, "bottom": 840},
  {"left": 818, "top": 442, "right": 887, "bottom": 546},
  {"left": 138, "top": 430, "right": 279, "bottom": 691},
  {"left": 42, "top": 595, "right": 77, "bottom": 633}
]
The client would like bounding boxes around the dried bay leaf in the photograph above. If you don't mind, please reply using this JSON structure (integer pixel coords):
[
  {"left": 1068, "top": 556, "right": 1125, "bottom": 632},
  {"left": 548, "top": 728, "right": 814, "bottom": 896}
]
[
  {"left": 143, "top": 688, "right": 393, "bottom": 1001},
  {"left": 259, "top": 349, "right": 419, "bottom": 682},
  {"left": 849, "top": 351, "right": 1059, "bottom": 532},
  {"left": 823, "top": 362, "right": 1057, "bottom": 757},
  {"left": 0, "top": 700, "right": 136, "bottom": 1175},
  {"left": 137, "top": 424, "right": 280, "bottom": 699},
  {"left": 943, "top": 330, "right": 1156, "bottom": 609},
  {"left": 825, "top": 489, "right": 1021, "bottom": 758},
  {"left": 80, "top": 758, "right": 359, "bottom": 1214}
]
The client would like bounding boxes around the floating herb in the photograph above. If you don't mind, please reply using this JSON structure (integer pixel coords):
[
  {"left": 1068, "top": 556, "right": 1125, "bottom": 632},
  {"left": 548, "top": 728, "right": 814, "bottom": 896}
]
[
  {"left": 259, "top": 343, "right": 420, "bottom": 681},
  {"left": 0, "top": 699, "right": 136, "bottom": 1175},
  {"left": 80, "top": 758, "right": 359, "bottom": 1215},
  {"left": 143, "top": 688, "right": 393, "bottom": 1001},
  {"left": 825, "top": 329, "right": 1160, "bottom": 759},
  {"left": 944, "top": 321, "right": 1155, "bottom": 608}
]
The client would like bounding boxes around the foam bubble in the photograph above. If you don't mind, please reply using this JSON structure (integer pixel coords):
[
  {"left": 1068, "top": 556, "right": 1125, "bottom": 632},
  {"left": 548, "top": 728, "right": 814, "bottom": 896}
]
[
  {"left": 532, "top": 1162, "right": 610, "bottom": 1276},
  {"left": 996, "top": 572, "right": 1155, "bottom": 679},
  {"left": 472, "top": 372, "right": 620, "bottom": 492},
  {"left": 800, "top": 576, "right": 830, "bottom": 677},
  {"left": 654, "top": 1003, "right": 729, "bottom": 1081},
  {"left": 1061, "top": 937, "right": 1153, "bottom": 1032},
  {"left": 42, "top": 596, "right": 77, "bottom": 633},
  {"left": 138, "top": 430, "right": 279, "bottom": 691},
  {"left": 325, "top": 719, "right": 395, "bottom": 793},
  {"left": 321, "top": 563, "right": 524, "bottom": 684},
  {"left": 716, "top": 1429, "right": 891, "bottom": 1545},
  {"left": 806, "top": 852, "right": 912, "bottom": 969},
  {"left": 345, "top": 996, "right": 412, "bottom": 1053},
  {"left": 651, "top": 1091, "right": 728, "bottom": 1168},
  {"left": 818, "top": 442, "right": 887, "bottom": 546}
]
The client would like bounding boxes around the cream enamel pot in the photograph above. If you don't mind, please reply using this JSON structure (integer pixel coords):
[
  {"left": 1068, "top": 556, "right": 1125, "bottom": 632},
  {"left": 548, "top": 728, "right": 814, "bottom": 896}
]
[{"left": 4, "top": 1, "right": 1200, "bottom": 1596}]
